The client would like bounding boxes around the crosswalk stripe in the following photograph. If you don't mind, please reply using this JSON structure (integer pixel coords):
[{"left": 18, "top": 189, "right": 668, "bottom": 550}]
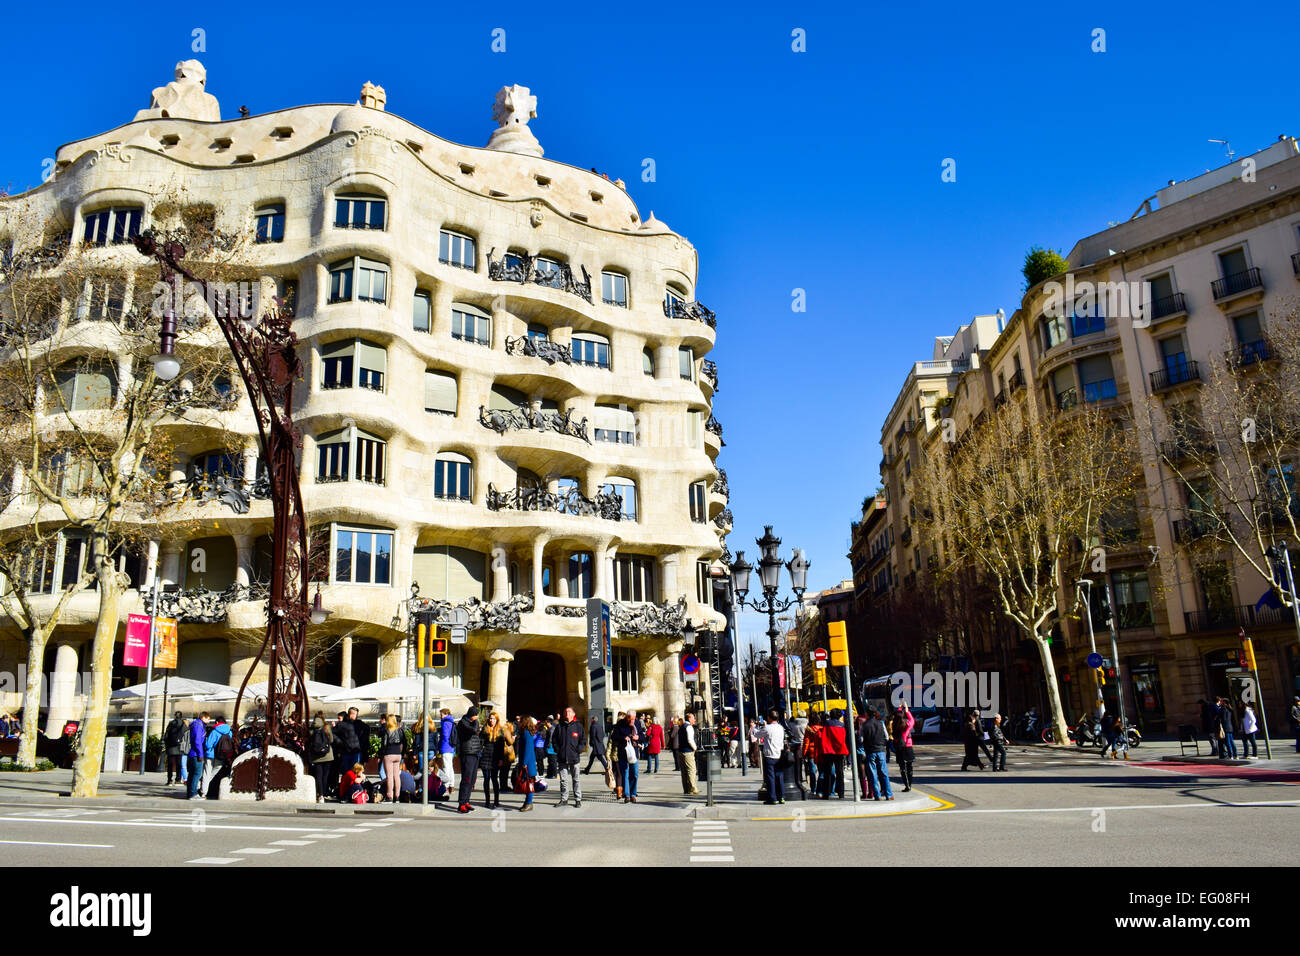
[
  {"left": 270, "top": 840, "right": 315, "bottom": 846},
  {"left": 187, "top": 857, "right": 241, "bottom": 865},
  {"left": 691, "top": 856, "right": 735, "bottom": 862},
  {"left": 233, "top": 847, "right": 283, "bottom": 854}
]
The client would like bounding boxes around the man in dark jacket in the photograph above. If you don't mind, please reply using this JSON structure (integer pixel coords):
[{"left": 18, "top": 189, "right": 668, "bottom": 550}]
[
  {"left": 456, "top": 706, "right": 483, "bottom": 813},
  {"left": 861, "top": 710, "right": 893, "bottom": 800},
  {"left": 1199, "top": 699, "right": 1219, "bottom": 756},
  {"left": 347, "top": 707, "right": 370, "bottom": 766},
  {"left": 331, "top": 711, "right": 362, "bottom": 797},
  {"left": 551, "top": 707, "right": 586, "bottom": 807},
  {"left": 1217, "top": 697, "right": 1238, "bottom": 759},
  {"left": 583, "top": 712, "right": 608, "bottom": 775}
]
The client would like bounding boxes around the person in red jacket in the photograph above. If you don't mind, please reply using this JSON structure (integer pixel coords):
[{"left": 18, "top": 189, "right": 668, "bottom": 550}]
[
  {"left": 644, "top": 717, "right": 664, "bottom": 774},
  {"left": 820, "top": 709, "right": 850, "bottom": 799},
  {"left": 803, "top": 712, "right": 825, "bottom": 797}
]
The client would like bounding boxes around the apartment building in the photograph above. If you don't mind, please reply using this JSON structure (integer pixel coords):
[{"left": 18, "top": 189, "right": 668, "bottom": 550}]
[{"left": 0, "top": 62, "right": 729, "bottom": 730}]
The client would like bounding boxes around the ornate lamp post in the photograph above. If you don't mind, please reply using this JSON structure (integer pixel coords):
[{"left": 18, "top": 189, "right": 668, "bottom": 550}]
[
  {"left": 729, "top": 526, "right": 809, "bottom": 715},
  {"left": 134, "top": 234, "right": 324, "bottom": 799}
]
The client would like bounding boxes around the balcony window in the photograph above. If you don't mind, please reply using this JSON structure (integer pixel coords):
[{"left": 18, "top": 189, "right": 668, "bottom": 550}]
[
  {"left": 571, "top": 332, "right": 611, "bottom": 369},
  {"left": 594, "top": 404, "right": 636, "bottom": 445},
  {"left": 328, "top": 257, "right": 388, "bottom": 305},
  {"left": 334, "top": 193, "right": 386, "bottom": 230},
  {"left": 679, "top": 346, "right": 695, "bottom": 382},
  {"left": 1050, "top": 367, "right": 1076, "bottom": 411},
  {"left": 77, "top": 277, "right": 127, "bottom": 322},
  {"left": 320, "top": 339, "right": 386, "bottom": 392},
  {"left": 316, "top": 436, "right": 349, "bottom": 483},
  {"left": 614, "top": 555, "right": 655, "bottom": 602},
  {"left": 696, "top": 561, "right": 713, "bottom": 605},
  {"left": 689, "top": 481, "right": 707, "bottom": 523},
  {"left": 316, "top": 427, "right": 385, "bottom": 485},
  {"left": 642, "top": 348, "right": 655, "bottom": 376},
  {"left": 665, "top": 287, "right": 686, "bottom": 315},
  {"left": 412, "top": 544, "right": 488, "bottom": 601},
  {"left": 601, "top": 478, "right": 638, "bottom": 521},
  {"left": 1079, "top": 356, "right": 1117, "bottom": 403},
  {"left": 434, "top": 452, "right": 472, "bottom": 501},
  {"left": 52, "top": 362, "right": 115, "bottom": 411},
  {"left": 451, "top": 305, "right": 491, "bottom": 346},
  {"left": 413, "top": 291, "right": 431, "bottom": 333},
  {"left": 534, "top": 256, "right": 565, "bottom": 289},
  {"left": 355, "top": 433, "right": 385, "bottom": 483},
  {"left": 1233, "top": 310, "right": 1263, "bottom": 352},
  {"left": 527, "top": 323, "right": 549, "bottom": 343},
  {"left": 439, "top": 230, "right": 477, "bottom": 270},
  {"left": 83, "top": 206, "right": 142, "bottom": 246},
  {"left": 1112, "top": 569, "right": 1152, "bottom": 629},
  {"left": 190, "top": 451, "right": 243, "bottom": 483},
  {"left": 424, "top": 370, "right": 458, "bottom": 416},
  {"left": 254, "top": 203, "right": 285, "bottom": 243},
  {"left": 334, "top": 526, "right": 393, "bottom": 585},
  {"left": 601, "top": 271, "right": 628, "bottom": 307},
  {"left": 1070, "top": 302, "right": 1105, "bottom": 337},
  {"left": 567, "top": 552, "right": 594, "bottom": 599},
  {"left": 1041, "top": 313, "right": 1068, "bottom": 350}
]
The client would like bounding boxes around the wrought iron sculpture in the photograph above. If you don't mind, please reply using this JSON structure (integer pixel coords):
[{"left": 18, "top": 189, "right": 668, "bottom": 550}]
[
  {"left": 168, "top": 469, "right": 272, "bottom": 515},
  {"left": 485, "top": 482, "right": 622, "bottom": 520},
  {"left": 702, "top": 359, "right": 719, "bottom": 390},
  {"left": 544, "top": 604, "right": 588, "bottom": 618},
  {"left": 705, "top": 415, "right": 724, "bottom": 445},
  {"left": 663, "top": 297, "right": 717, "bottom": 328},
  {"left": 407, "top": 589, "right": 535, "bottom": 633},
  {"left": 133, "top": 232, "right": 312, "bottom": 799},
  {"left": 504, "top": 334, "right": 573, "bottom": 366},
  {"left": 713, "top": 507, "right": 734, "bottom": 530},
  {"left": 156, "top": 581, "right": 271, "bottom": 623},
  {"left": 487, "top": 249, "right": 593, "bottom": 303},
  {"left": 611, "top": 595, "right": 689, "bottom": 636},
  {"left": 478, "top": 403, "right": 590, "bottom": 443},
  {"left": 711, "top": 467, "right": 729, "bottom": 499}
]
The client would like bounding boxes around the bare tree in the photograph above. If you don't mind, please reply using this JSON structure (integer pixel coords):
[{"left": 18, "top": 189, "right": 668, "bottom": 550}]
[{"left": 913, "top": 396, "right": 1140, "bottom": 744}]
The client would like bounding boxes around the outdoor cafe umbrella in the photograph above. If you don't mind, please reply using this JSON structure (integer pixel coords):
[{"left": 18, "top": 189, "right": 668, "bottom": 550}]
[
  {"left": 242, "top": 679, "right": 345, "bottom": 700},
  {"left": 320, "top": 676, "right": 468, "bottom": 702},
  {"left": 110, "top": 677, "right": 237, "bottom": 700}
]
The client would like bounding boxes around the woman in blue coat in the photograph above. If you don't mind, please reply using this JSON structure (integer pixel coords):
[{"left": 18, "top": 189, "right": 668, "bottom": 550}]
[{"left": 516, "top": 716, "right": 538, "bottom": 811}]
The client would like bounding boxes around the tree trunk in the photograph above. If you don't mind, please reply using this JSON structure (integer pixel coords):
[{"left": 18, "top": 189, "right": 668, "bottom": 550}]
[
  {"left": 17, "top": 627, "right": 49, "bottom": 768},
  {"left": 70, "top": 567, "right": 123, "bottom": 797},
  {"left": 1035, "top": 629, "right": 1070, "bottom": 746}
]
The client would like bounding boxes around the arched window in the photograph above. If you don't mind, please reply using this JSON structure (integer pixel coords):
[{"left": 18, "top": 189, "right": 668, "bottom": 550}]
[
  {"left": 434, "top": 452, "right": 472, "bottom": 501},
  {"left": 572, "top": 331, "right": 610, "bottom": 369},
  {"left": 601, "top": 476, "right": 638, "bottom": 521},
  {"left": 601, "top": 271, "right": 628, "bottom": 307},
  {"left": 83, "top": 206, "right": 142, "bottom": 246},
  {"left": 439, "top": 229, "right": 477, "bottom": 270},
  {"left": 328, "top": 257, "right": 389, "bottom": 305},
  {"left": 413, "top": 290, "right": 431, "bottom": 332},
  {"left": 334, "top": 192, "right": 386, "bottom": 230},
  {"left": 488, "top": 383, "right": 527, "bottom": 410},
  {"left": 254, "top": 203, "right": 285, "bottom": 243},
  {"left": 316, "top": 427, "right": 385, "bottom": 484},
  {"left": 451, "top": 303, "right": 491, "bottom": 346}
]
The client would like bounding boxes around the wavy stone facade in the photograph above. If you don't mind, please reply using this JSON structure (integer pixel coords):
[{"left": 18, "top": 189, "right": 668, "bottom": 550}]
[{"left": 0, "top": 67, "right": 729, "bottom": 728}]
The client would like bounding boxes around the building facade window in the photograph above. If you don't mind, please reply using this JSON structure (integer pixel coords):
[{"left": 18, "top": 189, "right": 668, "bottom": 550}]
[
  {"left": 321, "top": 339, "right": 386, "bottom": 392},
  {"left": 689, "top": 481, "right": 707, "bottom": 523},
  {"left": 451, "top": 304, "right": 491, "bottom": 346},
  {"left": 77, "top": 276, "right": 127, "bottom": 322},
  {"left": 413, "top": 291, "right": 431, "bottom": 332},
  {"left": 665, "top": 287, "right": 686, "bottom": 314},
  {"left": 568, "top": 552, "right": 594, "bottom": 599},
  {"left": 696, "top": 560, "right": 712, "bottom": 606},
  {"left": 679, "top": 346, "right": 695, "bottom": 381},
  {"left": 424, "top": 370, "right": 458, "bottom": 416},
  {"left": 1079, "top": 355, "right": 1117, "bottom": 403},
  {"left": 571, "top": 332, "right": 611, "bottom": 369},
  {"left": 612, "top": 648, "right": 639, "bottom": 693},
  {"left": 328, "top": 257, "right": 389, "bottom": 305},
  {"left": 601, "top": 478, "right": 638, "bottom": 521},
  {"left": 534, "top": 256, "right": 565, "bottom": 289},
  {"left": 594, "top": 404, "right": 636, "bottom": 445},
  {"left": 52, "top": 362, "right": 115, "bottom": 411},
  {"left": 83, "top": 206, "right": 142, "bottom": 246},
  {"left": 439, "top": 230, "right": 477, "bottom": 270},
  {"left": 601, "top": 271, "right": 628, "bottom": 307},
  {"left": 254, "top": 203, "right": 285, "bottom": 243},
  {"left": 412, "top": 544, "right": 488, "bottom": 601},
  {"left": 614, "top": 555, "right": 655, "bottom": 602},
  {"left": 334, "top": 526, "right": 394, "bottom": 585},
  {"left": 316, "top": 427, "right": 385, "bottom": 484},
  {"left": 1111, "top": 569, "right": 1152, "bottom": 629},
  {"left": 434, "top": 452, "right": 472, "bottom": 501},
  {"left": 1041, "top": 313, "right": 1068, "bottom": 351},
  {"left": 334, "top": 193, "right": 386, "bottom": 230},
  {"left": 642, "top": 348, "right": 655, "bottom": 376}
]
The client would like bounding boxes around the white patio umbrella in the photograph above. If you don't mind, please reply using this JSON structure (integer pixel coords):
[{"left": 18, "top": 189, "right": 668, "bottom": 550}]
[
  {"left": 241, "top": 680, "right": 345, "bottom": 699},
  {"left": 110, "top": 677, "right": 237, "bottom": 700},
  {"left": 320, "top": 676, "right": 468, "bottom": 702}
]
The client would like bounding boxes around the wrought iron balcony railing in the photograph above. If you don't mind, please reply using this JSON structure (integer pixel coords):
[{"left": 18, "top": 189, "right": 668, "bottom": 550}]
[
  {"left": 504, "top": 334, "right": 573, "bottom": 366},
  {"left": 485, "top": 482, "right": 622, "bottom": 520},
  {"left": 486, "top": 249, "right": 592, "bottom": 303},
  {"left": 1211, "top": 267, "right": 1263, "bottom": 301},
  {"left": 478, "top": 404, "right": 590, "bottom": 443},
  {"left": 705, "top": 414, "right": 724, "bottom": 439},
  {"left": 1228, "top": 338, "right": 1273, "bottom": 367},
  {"left": 1150, "top": 360, "right": 1202, "bottom": 392},
  {"left": 1148, "top": 292, "right": 1188, "bottom": 319},
  {"left": 702, "top": 360, "right": 719, "bottom": 390},
  {"left": 663, "top": 298, "right": 717, "bottom": 328},
  {"left": 1184, "top": 603, "right": 1294, "bottom": 634},
  {"left": 711, "top": 467, "right": 729, "bottom": 499},
  {"left": 1172, "top": 513, "right": 1229, "bottom": 543}
]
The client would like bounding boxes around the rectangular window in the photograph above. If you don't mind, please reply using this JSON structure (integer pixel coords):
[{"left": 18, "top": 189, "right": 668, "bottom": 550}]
[
  {"left": 1051, "top": 367, "right": 1076, "bottom": 410},
  {"left": 451, "top": 308, "right": 490, "bottom": 346},
  {"left": 424, "top": 370, "right": 458, "bottom": 416},
  {"left": 612, "top": 649, "right": 639, "bottom": 693},
  {"left": 665, "top": 288, "right": 685, "bottom": 316},
  {"left": 601, "top": 272, "right": 628, "bottom": 307},
  {"left": 317, "top": 439, "right": 349, "bottom": 482},
  {"left": 434, "top": 457, "right": 472, "bottom": 500},
  {"left": 601, "top": 481, "right": 637, "bottom": 520},
  {"left": 1042, "top": 314, "right": 1068, "bottom": 350},
  {"left": 679, "top": 346, "right": 695, "bottom": 381},
  {"left": 439, "top": 230, "right": 476, "bottom": 270},
  {"left": 328, "top": 262, "right": 353, "bottom": 303},
  {"left": 1112, "top": 569, "right": 1152, "bottom": 629},
  {"left": 54, "top": 363, "right": 115, "bottom": 411},
  {"left": 412, "top": 291, "right": 431, "bottom": 333},
  {"left": 614, "top": 555, "right": 655, "bottom": 602},
  {"left": 696, "top": 560, "right": 712, "bottom": 605},
  {"left": 571, "top": 335, "right": 611, "bottom": 369},
  {"left": 594, "top": 405, "right": 636, "bottom": 445},
  {"left": 1070, "top": 301, "right": 1105, "bottom": 337},
  {"left": 1232, "top": 311, "right": 1263, "bottom": 347},
  {"left": 255, "top": 204, "right": 285, "bottom": 243},
  {"left": 1079, "top": 356, "right": 1117, "bottom": 403},
  {"left": 321, "top": 340, "right": 355, "bottom": 390},
  {"left": 689, "top": 481, "right": 707, "bottom": 523},
  {"left": 332, "top": 528, "right": 394, "bottom": 585},
  {"left": 356, "top": 260, "right": 387, "bottom": 304},
  {"left": 357, "top": 341, "right": 386, "bottom": 391},
  {"left": 568, "top": 552, "right": 593, "bottom": 600},
  {"left": 687, "top": 410, "right": 702, "bottom": 448},
  {"left": 334, "top": 195, "right": 386, "bottom": 230},
  {"left": 355, "top": 432, "right": 385, "bottom": 484}
]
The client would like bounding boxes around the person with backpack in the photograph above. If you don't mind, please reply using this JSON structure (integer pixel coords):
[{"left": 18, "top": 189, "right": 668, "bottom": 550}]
[
  {"left": 331, "top": 711, "right": 362, "bottom": 796},
  {"left": 455, "top": 706, "right": 483, "bottom": 813},
  {"left": 202, "top": 715, "right": 235, "bottom": 799},
  {"left": 164, "top": 711, "right": 188, "bottom": 786},
  {"left": 307, "top": 715, "right": 334, "bottom": 802},
  {"left": 379, "top": 714, "right": 406, "bottom": 803},
  {"left": 611, "top": 710, "right": 642, "bottom": 802},
  {"left": 186, "top": 712, "right": 208, "bottom": 800}
]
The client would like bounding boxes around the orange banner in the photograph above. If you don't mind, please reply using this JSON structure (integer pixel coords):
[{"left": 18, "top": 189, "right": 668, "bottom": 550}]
[{"left": 154, "top": 617, "right": 178, "bottom": 669}]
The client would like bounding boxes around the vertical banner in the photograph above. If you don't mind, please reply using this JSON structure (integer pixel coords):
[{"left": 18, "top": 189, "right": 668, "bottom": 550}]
[
  {"left": 154, "top": 618, "right": 178, "bottom": 668},
  {"left": 124, "top": 614, "right": 152, "bottom": 668}
]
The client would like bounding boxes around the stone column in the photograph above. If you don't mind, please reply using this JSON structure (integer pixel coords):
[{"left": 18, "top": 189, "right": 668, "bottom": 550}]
[
  {"left": 143, "top": 538, "right": 160, "bottom": 591},
  {"left": 43, "top": 642, "right": 80, "bottom": 736},
  {"left": 341, "top": 635, "right": 354, "bottom": 689},
  {"left": 660, "top": 554, "right": 681, "bottom": 602},
  {"left": 241, "top": 444, "right": 259, "bottom": 489},
  {"left": 486, "top": 649, "right": 514, "bottom": 715},
  {"left": 556, "top": 548, "right": 570, "bottom": 599},
  {"left": 663, "top": 640, "right": 686, "bottom": 719},
  {"left": 233, "top": 534, "right": 254, "bottom": 588},
  {"left": 655, "top": 344, "right": 676, "bottom": 383},
  {"left": 532, "top": 537, "right": 548, "bottom": 603},
  {"left": 160, "top": 545, "right": 183, "bottom": 589},
  {"left": 638, "top": 648, "right": 664, "bottom": 718},
  {"left": 114, "top": 354, "right": 134, "bottom": 410},
  {"left": 593, "top": 543, "right": 609, "bottom": 601},
  {"left": 227, "top": 650, "right": 262, "bottom": 696},
  {"left": 490, "top": 545, "right": 509, "bottom": 602}
]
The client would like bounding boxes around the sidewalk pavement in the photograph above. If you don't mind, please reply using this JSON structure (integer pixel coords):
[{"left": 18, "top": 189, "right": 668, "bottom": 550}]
[
  {"left": 0, "top": 758, "right": 945, "bottom": 821},
  {"left": 1039, "top": 735, "right": 1300, "bottom": 770}
]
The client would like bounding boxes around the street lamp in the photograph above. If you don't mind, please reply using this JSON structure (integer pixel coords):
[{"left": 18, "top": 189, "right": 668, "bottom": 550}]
[
  {"left": 728, "top": 526, "right": 808, "bottom": 715},
  {"left": 134, "top": 232, "right": 315, "bottom": 800}
]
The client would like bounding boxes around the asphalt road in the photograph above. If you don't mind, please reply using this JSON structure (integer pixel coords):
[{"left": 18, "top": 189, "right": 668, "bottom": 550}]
[{"left": 1, "top": 746, "right": 1295, "bottom": 867}]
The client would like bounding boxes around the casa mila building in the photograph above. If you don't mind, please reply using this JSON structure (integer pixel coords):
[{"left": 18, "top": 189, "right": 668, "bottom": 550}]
[{"left": 0, "top": 61, "right": 730, "bottom": 729}]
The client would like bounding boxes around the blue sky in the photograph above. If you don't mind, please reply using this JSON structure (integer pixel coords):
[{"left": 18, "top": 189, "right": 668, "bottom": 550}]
[{"left": 2, "top": 1, "right": 1297, "bottom": 624}]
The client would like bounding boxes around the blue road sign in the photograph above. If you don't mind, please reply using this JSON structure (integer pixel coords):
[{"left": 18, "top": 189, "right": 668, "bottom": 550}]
[{"left": 1086, "top": 652, "right": 1104, "bottom": 669}]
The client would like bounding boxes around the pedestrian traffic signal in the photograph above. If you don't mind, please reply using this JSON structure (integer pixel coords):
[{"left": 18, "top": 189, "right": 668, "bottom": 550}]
[
  {"left": 416, "top": 614, "right": 449, "bottom": 669},
  {"left": 428, "top": 632, "right": 448, "bottom": 668},
  {"left": 827, "top": 621, "right": 849, "bottom": 667}
]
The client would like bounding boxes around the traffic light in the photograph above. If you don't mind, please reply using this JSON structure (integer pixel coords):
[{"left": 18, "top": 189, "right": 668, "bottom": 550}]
[
  {"left": 827, "top": 621, "right": 849, "bottom": 667},
  {"left": 428, "top": 630, "right": 448, "bottom": 668},
  {"left": 416, "top": 613, "right": 449, "bottom": 669}
]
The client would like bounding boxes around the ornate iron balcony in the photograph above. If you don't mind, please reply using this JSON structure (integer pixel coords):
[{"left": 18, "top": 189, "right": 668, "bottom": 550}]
[
  {"left": 711, "top": 467, "right": 729, "bottom": 498},
  {"left": 713, "top": 507, "right": 733, "bottom": 530},
  {"left": 156, "top": 581, "right": 269, "bottom": 624},
  {"left": 702, "top": 360, "right": 719, "bottom": 390},
  {"left": 612, "top": 595, "right": 688, "bottom": 636},
  {"left": 705, "top": 414, "right": 723, "bottom": 439},
  {"left": 504, "top": 334, "right": 573, "bottom": 366},
  {"left": 485, "top": 482, "right": 622, "bottom": 520},
  {"left": 1211, "top": 267, "right": 1263, "bottom": 301},
  {"left": 1150, "top": 360, "right": 1202, "bottom": 392},
  {"left": 1228, "top": 338, "right": 1273, "bottom": 367},
  {"left": 486, "top": 249, "right": 593, "bottom": 303},
  {"left": 408, "top": 589, "right": 535, "bottom": 633},
  {"left": 1172, "top": 513, "right": 1229, "bottom": 543},
  {"left": 1149, "top": 292, "right": 1187, "bottom": 319},
  {"left": 663, "top": 297, "right": 717, "bottom": 328},
  {"left": 1009, "top": 368, "right": 1025, "bottom": 392},
  {"left": 478, "top": 403, "right": 590, "bottom": 443}
]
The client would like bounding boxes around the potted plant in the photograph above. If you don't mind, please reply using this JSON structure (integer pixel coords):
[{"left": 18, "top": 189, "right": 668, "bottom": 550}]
[
  {"left": 364, "top": 734, "right": 381, "bottom": 774},
  {"left": 124, "top": 731, "right": 143, "bottom": 771},
  {"left": 146, "top": 734, "right": 165, "bottom": 772}
]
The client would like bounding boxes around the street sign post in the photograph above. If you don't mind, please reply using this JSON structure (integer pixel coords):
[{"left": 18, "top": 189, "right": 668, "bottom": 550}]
[
  {"left": 827, "top": 621, "right": 859, "bottom": 805},
  {"left": 1239, "top": 627, "right": 1271, "bottom": 758},
  {"left": 587, "top": 599, "right": 613, "bottom": 733}
]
